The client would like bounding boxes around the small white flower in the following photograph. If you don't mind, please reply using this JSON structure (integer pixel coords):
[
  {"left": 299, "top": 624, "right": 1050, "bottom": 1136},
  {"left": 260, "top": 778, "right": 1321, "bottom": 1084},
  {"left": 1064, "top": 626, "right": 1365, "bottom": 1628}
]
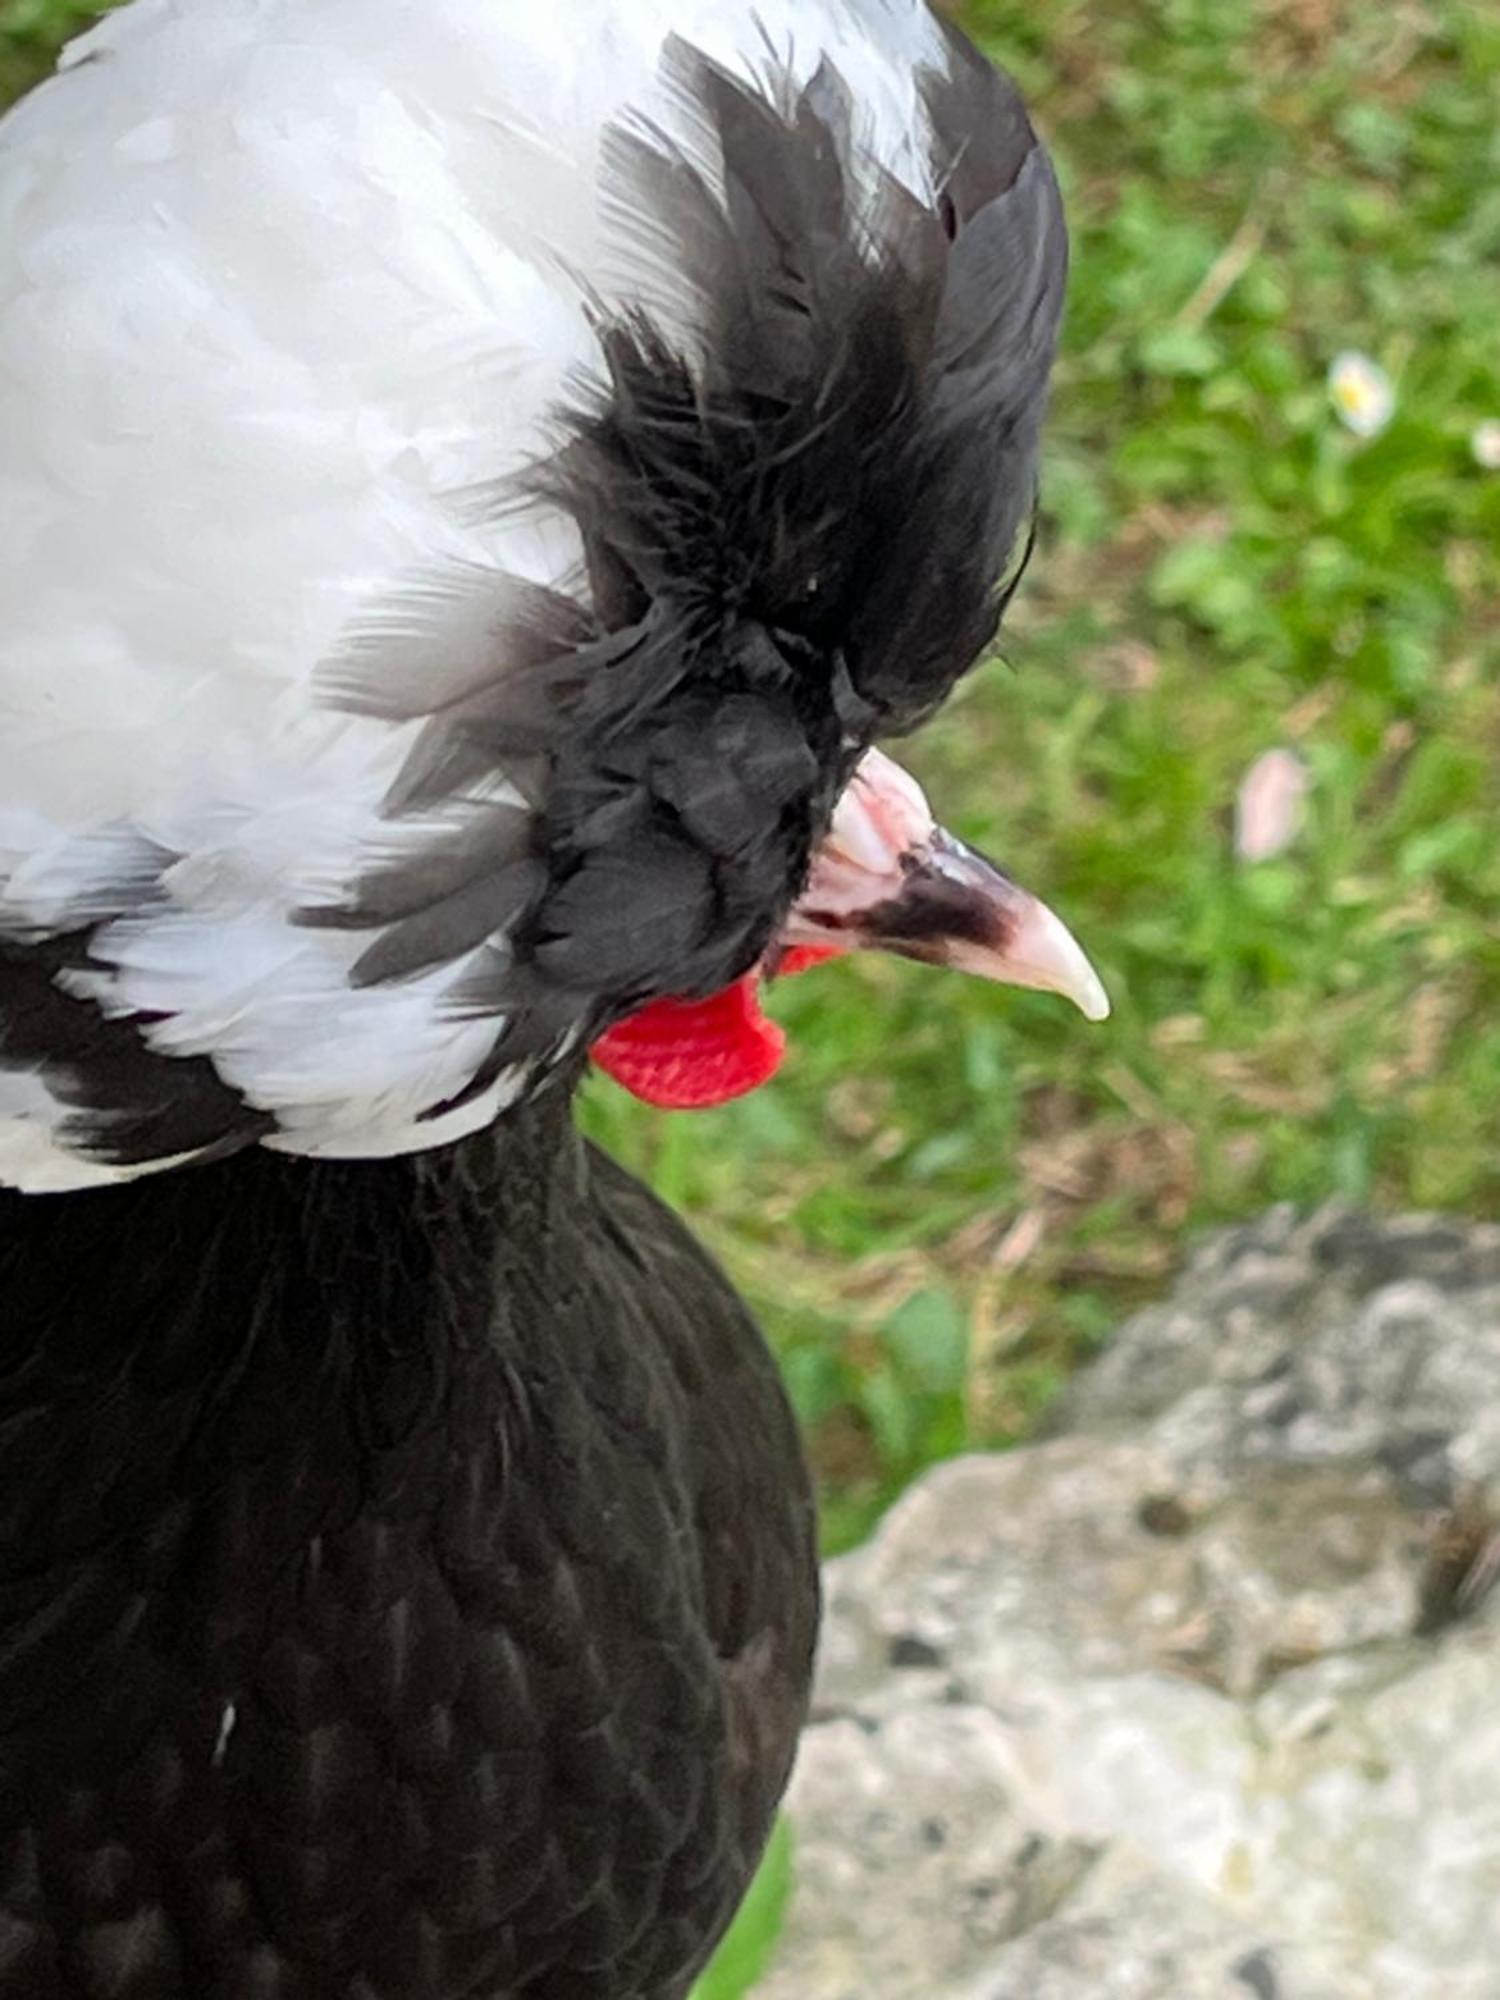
[
  {"left": 1235, "top": 748, "right": 1310, "bottom": 863},
  {"left": 1328, "top": 351, "right": 1394, "bottom": 438},
  {"left": 1471, "top": 420, "right": 1500, "bottom": 471}
]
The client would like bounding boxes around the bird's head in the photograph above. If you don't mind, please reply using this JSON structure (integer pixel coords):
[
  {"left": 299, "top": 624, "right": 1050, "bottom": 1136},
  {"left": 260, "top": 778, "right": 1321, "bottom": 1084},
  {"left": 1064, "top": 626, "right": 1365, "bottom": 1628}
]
[
  {"left": 0, "top": 14, "right": 1100, "bottom": 1188},
  {"left": 591, "top": 746, "right": 1107, "bottom": 1108},
  {"left": 518, "top": 31, "right": 1103, "bottom": 1111},
  {"left": 314, "top": 23, "right": 1099, "bottom": 1139}
]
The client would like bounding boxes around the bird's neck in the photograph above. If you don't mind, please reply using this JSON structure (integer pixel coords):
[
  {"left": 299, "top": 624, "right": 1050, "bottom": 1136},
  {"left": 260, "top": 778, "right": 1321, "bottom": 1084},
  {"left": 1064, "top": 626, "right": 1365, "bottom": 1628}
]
[{"left": 0, "top": 1086, "right": 590, "bottom": 1463}]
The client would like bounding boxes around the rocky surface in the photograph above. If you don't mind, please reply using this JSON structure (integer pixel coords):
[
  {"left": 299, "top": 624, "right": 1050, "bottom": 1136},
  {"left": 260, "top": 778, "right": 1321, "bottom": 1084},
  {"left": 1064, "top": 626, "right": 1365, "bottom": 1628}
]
[{"left": 759, "top": 1207, "right": 1500, "bottom": 2000}]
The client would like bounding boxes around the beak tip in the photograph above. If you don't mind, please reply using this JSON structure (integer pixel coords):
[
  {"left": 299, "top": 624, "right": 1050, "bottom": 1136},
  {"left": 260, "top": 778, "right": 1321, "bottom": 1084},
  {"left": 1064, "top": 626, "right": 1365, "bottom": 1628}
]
[
  {"left": 1013, "top": 896, "right": 1111, "bottom": 1025},
  {"left": 1075, "top": 972, "right": 1112, "bottom": 1024}
]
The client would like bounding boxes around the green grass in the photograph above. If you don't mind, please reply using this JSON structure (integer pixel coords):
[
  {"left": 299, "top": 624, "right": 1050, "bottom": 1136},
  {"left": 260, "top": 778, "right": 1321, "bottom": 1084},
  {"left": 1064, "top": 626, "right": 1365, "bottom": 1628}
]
[
  {"left": 690, "top": 1819, "right": 794, "bottom": 2000},
  {"left": 7, "top": 0, "right": 1498, "bottom": 1991}
]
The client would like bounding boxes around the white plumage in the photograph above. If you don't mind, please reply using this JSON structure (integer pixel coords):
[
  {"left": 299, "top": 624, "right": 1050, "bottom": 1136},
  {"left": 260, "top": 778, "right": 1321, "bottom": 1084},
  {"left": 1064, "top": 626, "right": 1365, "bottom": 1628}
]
[{"left": 0, "top": 0, "right": 955, "bottom": 1188}]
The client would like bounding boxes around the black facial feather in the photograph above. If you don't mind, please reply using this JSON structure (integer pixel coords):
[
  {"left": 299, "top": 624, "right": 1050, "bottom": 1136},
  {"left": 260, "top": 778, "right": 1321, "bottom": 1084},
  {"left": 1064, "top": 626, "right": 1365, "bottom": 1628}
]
[
  {"left": 347, "top": 859, "right": 548, "bottom": 990},
  {"left": 319, "top": 19, "right": 1067, "bottom": 1109}
]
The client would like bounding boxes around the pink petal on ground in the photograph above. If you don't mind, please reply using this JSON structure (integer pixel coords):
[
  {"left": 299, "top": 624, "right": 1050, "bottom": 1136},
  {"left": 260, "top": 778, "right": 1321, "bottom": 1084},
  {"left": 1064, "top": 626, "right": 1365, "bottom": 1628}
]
[{"left": 1235, "top": 747, "right": 1311, "bottom": 862}]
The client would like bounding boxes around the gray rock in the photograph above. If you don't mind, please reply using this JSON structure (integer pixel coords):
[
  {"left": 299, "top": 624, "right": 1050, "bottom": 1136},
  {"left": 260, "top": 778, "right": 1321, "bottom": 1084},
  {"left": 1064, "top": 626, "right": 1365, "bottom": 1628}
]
[{"left": 760, "top": 1207, "right": 1500, "bottom": 2000}]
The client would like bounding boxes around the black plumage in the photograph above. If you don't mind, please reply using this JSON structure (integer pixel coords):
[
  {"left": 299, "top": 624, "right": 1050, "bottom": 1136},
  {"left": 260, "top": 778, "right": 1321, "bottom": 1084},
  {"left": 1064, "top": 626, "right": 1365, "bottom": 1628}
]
[{"left": 0, "top": 1096, "right": 816, "bottom": 1998}]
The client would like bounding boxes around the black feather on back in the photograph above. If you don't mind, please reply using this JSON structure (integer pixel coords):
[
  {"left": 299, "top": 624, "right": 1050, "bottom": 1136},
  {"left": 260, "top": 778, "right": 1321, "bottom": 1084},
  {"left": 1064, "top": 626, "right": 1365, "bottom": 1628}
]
[{"left": 0, "top": 930, "right": 273, "bottom": 1169}]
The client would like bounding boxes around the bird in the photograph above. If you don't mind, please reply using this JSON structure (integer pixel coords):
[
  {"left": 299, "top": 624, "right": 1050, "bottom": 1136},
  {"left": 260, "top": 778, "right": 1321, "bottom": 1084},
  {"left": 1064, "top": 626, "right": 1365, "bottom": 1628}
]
[{"left": 0, "top": 2, "right": 1103, "bottom": 1995}]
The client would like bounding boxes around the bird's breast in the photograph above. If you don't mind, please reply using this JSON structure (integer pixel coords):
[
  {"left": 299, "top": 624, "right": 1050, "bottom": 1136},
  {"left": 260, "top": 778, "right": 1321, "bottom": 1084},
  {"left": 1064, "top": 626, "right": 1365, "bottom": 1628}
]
[{"left": 0, "top": 1126, "right": 816, "bottom": 1998}]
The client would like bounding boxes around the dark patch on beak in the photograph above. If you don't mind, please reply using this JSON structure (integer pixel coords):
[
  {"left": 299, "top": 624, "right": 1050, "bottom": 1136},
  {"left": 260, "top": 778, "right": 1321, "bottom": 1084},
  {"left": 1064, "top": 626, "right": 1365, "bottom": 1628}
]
[
  {"left": 838, "top": 829, "right": 1027, "bottom": 964},
  {"left": 781, "top": 752, "right": 1109, "bottom": 1020}
]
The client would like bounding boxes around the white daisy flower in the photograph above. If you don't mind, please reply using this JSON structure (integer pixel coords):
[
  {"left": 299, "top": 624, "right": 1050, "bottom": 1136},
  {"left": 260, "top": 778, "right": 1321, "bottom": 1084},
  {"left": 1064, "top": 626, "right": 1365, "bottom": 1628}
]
[
  {"left": 1328, "top": 351, "right": 1394, "bottom": 438},
  {"left": 1471, "top": 420, "right": 1500, "bottom": 470}
]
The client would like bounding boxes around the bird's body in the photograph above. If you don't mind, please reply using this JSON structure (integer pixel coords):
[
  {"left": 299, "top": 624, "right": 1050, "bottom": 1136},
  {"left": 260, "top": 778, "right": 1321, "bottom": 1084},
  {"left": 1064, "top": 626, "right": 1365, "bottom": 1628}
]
[
  {"left": 0, "top": 1, "right": 1082, "bottom": 1993},
  {"left": 1, "top": 1103, "right": 815, "bottom": 1998}
]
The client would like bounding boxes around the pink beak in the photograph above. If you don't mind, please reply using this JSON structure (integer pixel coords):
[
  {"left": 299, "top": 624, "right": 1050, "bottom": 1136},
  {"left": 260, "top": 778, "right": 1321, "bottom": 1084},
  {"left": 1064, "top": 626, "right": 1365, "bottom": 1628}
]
[{"left": 775, "top": 749, "right": 1109, "bottom": 1021}]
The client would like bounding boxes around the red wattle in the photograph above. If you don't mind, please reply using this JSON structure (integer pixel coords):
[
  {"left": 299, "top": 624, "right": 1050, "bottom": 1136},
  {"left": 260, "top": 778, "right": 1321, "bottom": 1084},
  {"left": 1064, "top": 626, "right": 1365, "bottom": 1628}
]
[
  {"left": 589, "top": 941, "right": 842, "bottom": 1110},
  {"left": 590, "top": 975, "right": 787, "bottom": 1109}
]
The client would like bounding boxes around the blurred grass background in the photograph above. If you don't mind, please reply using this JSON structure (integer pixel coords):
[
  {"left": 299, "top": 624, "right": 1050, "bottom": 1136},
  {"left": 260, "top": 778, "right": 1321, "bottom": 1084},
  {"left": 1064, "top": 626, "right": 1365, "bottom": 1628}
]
[{"left": 4, "top": 0, "right": 1498, "bottom": 1564}]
